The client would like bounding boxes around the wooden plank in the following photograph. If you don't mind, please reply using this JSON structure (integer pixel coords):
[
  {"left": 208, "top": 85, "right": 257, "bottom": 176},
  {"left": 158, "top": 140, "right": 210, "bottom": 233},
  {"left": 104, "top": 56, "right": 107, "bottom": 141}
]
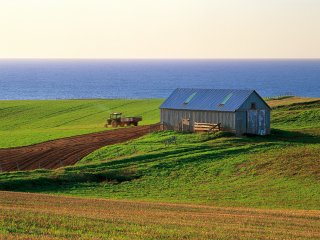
[
  {"left": 194, "top": 122, "right": 218, "bottom": 126},
  {"left": 194, "top": 122, "right": 221, "bottom": 133}
]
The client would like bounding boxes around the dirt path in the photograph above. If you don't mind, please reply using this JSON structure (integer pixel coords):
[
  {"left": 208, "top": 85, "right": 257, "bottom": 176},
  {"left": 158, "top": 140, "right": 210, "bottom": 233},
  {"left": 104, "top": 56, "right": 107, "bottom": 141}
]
[{"left": 0, "top": 124, "right": 159, "bottom": 172}]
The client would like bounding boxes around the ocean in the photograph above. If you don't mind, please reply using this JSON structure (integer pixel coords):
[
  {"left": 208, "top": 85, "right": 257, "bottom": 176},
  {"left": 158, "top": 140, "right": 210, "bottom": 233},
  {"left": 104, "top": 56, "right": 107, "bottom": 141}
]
[{"left": 0, "top": 59, "right": 319, "bottom": 100}]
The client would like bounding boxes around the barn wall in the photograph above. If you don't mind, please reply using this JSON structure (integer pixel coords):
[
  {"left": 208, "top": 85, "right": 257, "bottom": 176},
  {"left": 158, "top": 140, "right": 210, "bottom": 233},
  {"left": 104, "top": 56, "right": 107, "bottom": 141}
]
[
  {"left": 238, "top": 92, "right": 269, "bottom": 110},
  {"left": 236, "top": 92, "right": 271, "bottom": 135},
  {"left": 161, "top": 91, "right": 271, "bottom": 135},
  {"left": 161, "top": 109, "right": 236, "bottom": 132},
  {"left": 235, "top": 110, "right": 271, "bottom": 136},
  {"left": 235, "top": 111, "right": 247, "bottom": 135}
]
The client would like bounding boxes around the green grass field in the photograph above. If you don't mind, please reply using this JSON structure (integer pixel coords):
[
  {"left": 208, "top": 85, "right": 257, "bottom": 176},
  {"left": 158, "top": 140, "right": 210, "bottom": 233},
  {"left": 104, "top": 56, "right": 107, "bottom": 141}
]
[
  {"left": 0, "top": 99, "right": 162, "bottom": 148},
  {"left": 0, "top": 97, "right": 319, "bottom": 209},
  {"left": 0, "top": 97, "right": 319, "bottom": 239}
]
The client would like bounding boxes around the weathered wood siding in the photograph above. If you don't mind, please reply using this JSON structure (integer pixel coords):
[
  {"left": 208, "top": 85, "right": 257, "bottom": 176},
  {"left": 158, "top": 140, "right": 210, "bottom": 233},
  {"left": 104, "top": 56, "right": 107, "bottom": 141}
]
[
  {"left": 160, "top": 92, "right": 270, "bottom": 135},
  {"left": 161, "top": 109, "right": 236, "bottom": 132},
  {"left": 235, "top": 111, "right": 247, "bottom": 135},
  {"left": 237, "top": 92, "right": 268, "bottom": 110},
  {"left": 236, "top": 92, "right": 271, "bottom": 135}
]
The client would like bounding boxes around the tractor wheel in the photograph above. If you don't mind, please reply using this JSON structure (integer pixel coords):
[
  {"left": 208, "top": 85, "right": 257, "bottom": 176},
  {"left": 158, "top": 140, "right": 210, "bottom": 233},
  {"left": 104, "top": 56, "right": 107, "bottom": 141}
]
[
  {"left": 111, "top": 120, "right": 118, "bottom": 128},
  {"left": 134, "top": 122, "right": 138, "bottom": 126}
]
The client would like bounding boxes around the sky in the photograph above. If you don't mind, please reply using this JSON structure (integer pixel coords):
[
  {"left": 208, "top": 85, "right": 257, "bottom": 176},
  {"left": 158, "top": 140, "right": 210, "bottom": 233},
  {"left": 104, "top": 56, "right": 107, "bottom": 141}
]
[{"left": 0, "top": 0, "right": 319, "bottom": 59}]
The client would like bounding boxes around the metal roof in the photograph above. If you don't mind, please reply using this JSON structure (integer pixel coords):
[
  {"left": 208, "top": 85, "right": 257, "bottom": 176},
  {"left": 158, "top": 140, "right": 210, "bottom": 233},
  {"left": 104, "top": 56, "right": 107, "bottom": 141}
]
[{"left": 160, "top": 88, "right": 257, "bottom": 112}]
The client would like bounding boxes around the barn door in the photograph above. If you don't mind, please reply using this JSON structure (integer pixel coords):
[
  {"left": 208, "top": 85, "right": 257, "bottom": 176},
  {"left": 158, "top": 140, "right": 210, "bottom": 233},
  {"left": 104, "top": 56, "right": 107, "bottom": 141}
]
[
  {"left": 257, "top": 110, "right": 266, "bottom": 135},
  {"left": 247, "top": 110, "right": 258, "bottom": 134},
  {"left": 247, "top": 110, "right": 267, "bottom": 135}
]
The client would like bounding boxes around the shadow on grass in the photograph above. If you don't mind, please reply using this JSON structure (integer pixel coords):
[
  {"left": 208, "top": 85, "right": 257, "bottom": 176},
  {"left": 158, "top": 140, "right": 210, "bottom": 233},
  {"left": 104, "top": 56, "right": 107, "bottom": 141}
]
[
  {"left": 0, "top": 140, "right": 276, "bottom": 193},
  {"left": 0, "top": 168, "right": 139, "bottom": 192},
  {"left": 1, "top": 127, "right": 317, "bottom": 193},
  {"left": 0, "top": 147, "right": 207, "bottom": 191},
  {"left": 267, "top": 129, "right": 319, "bottom": 144},
  {"left": 147, "top": 142, "right": 277, "bottom": 173},
  {"left": 237, "top": 128, "right": 319, "bottom": 144}
]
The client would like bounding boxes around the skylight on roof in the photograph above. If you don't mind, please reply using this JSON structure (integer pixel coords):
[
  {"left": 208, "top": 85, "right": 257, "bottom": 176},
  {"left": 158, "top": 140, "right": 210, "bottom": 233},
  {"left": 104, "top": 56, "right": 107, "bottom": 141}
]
[
  {"left": 184, "top": 92, "right": 197, "bottom": 104},
  {"left": 220, "top": 93, "right": 233, "bottom": 105}
]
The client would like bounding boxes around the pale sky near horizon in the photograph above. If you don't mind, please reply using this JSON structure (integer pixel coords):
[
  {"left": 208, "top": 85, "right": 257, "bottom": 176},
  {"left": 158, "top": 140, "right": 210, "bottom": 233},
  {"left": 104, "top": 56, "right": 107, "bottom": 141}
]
[{"left": 0, "top": 0, "right": 319, "bottom": 59}]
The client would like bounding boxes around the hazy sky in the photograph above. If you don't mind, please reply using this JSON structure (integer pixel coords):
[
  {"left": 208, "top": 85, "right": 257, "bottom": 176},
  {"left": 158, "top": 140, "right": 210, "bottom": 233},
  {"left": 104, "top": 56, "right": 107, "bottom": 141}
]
[{"left": 0, "top": 0, "right": 319, "bottom": 58}]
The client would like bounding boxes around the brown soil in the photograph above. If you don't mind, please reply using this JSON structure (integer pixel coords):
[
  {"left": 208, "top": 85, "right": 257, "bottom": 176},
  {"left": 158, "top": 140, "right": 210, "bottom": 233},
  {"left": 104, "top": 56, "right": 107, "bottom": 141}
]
[{"left": 0, "top": 124, "right": 159, "bottom": 172}]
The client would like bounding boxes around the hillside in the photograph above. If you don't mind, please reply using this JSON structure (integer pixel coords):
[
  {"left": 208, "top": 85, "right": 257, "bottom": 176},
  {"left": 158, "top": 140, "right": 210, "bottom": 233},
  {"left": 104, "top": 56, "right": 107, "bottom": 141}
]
[
  {"left": 0, "top": 97, "right": 319, "bottom": 210},
  {"left": 0, "top": 99, "right": 161, "bottom": 148}
]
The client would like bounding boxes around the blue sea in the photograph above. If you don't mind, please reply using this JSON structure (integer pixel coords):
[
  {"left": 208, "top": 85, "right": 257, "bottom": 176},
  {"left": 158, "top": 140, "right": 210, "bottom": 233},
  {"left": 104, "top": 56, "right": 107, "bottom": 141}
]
[{"left": 0, "top": 60, "right": 319, "bottom": 99}]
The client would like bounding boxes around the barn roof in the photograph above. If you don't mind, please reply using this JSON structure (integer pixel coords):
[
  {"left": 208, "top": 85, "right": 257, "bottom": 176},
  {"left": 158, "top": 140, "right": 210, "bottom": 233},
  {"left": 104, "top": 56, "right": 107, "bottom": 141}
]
[{"left": 160, "top": 88, "right": 268, "bottom": 112}]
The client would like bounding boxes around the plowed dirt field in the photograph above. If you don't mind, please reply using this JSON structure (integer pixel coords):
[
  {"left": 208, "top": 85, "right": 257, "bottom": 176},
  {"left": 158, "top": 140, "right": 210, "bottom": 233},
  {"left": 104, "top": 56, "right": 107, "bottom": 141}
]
[{"left": 0, "top": 125, "right": 158, "bottom": 172}]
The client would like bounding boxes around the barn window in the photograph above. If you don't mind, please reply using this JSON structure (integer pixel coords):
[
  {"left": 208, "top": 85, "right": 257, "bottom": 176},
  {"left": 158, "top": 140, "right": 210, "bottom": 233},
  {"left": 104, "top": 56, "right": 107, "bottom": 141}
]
[
  {"left": 184, "top": 92, "right": 197, "bottom": 104},
  {"left": 219, "top": 93, "right": 233, "bottom": 106},
  {"left": 251, "top": 103, "right": 256, "bottom": 109}
]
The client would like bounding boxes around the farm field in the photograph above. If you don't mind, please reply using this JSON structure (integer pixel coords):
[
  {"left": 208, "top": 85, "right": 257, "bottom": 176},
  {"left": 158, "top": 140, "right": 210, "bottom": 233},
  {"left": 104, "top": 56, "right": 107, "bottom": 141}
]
[
  {"left": 0, "top": 99, "right": 162, "bottom": 148},
  {"left": 0, "top": 125, "right": 159, "bottom": 172},
  {"left": 0, "top": 191, "right": 319, "bottom": 240},
  {"left": 0, "top": 97, "right": 319, "bottom": 239},
  {"left": 0, "top": 97, "right": 317, "bottom": 148},
  {"left": 0, "top": 97, "right": 319, "bottom": 208}
]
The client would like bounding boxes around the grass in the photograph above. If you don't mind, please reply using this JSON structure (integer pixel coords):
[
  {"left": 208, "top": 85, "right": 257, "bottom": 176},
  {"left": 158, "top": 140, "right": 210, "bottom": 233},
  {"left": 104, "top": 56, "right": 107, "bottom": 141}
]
[
  {"left": 0, "top": 99, "right": 162, "bottom": 148},
  {"left": 0, "top": 96, "right": 319, "bottom": 239},
  {"left": 0, "top": 97, "right": 317, "bottom": 147},
  {"left": 1, "top": 129, "right": 318, "bottom": 210},
  {"left": 0, "top": 191, "right": 319, "bottom": 240},
  {"left": 0, "top": 98, "right": 319, "bottom": 210}
]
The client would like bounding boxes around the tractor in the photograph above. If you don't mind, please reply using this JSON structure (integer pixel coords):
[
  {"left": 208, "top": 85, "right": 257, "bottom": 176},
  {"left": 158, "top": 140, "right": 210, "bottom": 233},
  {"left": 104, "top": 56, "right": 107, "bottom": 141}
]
[{"left": 105, "top": 112, "right": 142, "bottom": 128}]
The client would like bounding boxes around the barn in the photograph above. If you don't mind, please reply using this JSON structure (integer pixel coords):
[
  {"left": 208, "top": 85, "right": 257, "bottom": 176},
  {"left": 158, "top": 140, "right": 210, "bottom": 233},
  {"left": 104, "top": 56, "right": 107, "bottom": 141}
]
[{"left": 160, "top": 88, "right": 271, "bottom": 135}]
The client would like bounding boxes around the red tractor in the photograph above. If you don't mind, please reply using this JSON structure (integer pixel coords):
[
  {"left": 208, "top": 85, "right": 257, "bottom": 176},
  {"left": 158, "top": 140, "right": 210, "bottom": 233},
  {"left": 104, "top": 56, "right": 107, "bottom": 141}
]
[{"left": 105, "top": 112, "right": 142, "bottom": 128}]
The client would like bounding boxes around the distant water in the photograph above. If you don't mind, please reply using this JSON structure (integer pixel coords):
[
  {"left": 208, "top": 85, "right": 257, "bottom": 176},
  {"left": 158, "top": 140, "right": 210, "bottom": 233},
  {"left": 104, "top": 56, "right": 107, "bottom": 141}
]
[{"left": 0, "top": 60, "right": 319, "bottom": 99}]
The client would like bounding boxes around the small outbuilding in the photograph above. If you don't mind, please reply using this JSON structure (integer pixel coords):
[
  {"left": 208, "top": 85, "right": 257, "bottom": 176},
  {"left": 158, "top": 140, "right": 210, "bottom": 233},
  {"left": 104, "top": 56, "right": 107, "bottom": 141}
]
[{"left": 160, "top": 88, "right": 271, "bottom": 135}]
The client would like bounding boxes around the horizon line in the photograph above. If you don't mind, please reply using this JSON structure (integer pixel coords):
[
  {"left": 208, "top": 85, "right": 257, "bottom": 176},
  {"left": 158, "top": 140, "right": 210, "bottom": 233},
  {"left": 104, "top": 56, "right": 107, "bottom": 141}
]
[{"left": 0, "top": 58, "right": 320, "bottom": 61}]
